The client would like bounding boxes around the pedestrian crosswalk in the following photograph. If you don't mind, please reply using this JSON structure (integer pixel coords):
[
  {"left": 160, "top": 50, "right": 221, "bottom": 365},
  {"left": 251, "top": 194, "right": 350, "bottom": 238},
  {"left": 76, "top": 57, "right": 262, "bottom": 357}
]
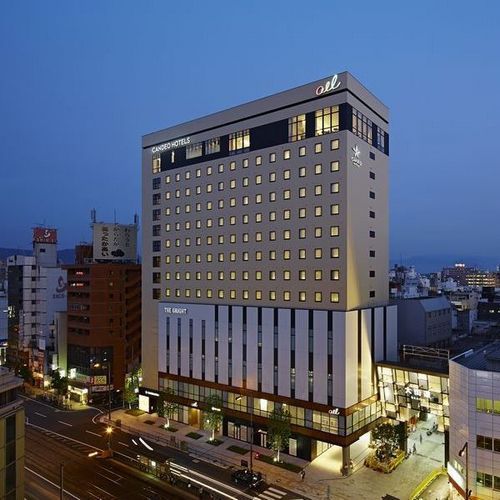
[{"left": 255, "top": 486, "right": 288, "bottom": 500}]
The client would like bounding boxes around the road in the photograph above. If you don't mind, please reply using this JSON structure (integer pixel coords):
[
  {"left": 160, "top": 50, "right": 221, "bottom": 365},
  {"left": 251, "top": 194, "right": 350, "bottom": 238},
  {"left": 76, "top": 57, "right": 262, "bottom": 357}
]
[{"left": 22, "top": 395, "right": 301, "bottom": 500}]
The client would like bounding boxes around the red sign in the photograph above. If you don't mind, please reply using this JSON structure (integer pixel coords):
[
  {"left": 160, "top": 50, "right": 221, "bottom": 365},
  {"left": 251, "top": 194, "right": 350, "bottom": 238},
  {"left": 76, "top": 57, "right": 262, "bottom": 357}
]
[{"left": 33, "top": 227, "right": 57, "bottom": 244}]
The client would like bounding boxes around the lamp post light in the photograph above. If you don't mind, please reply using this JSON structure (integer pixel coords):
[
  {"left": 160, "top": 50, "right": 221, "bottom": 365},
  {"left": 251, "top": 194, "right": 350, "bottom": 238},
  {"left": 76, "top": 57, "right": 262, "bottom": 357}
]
[
  {"left": 106, "top": 426, "right": 113, "bottom": 452},
  {"left": 459, "top": 442, "right": 470, "bottom": 499},
  {"left": 236, "top": 396, "right": 254, "bottom": 473}
]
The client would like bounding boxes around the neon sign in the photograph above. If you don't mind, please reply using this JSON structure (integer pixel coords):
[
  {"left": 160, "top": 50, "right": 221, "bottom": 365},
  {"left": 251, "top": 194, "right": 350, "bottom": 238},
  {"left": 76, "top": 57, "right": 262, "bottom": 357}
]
[{"left": 315, "top": 74, "right": 341, "bottom": 96}]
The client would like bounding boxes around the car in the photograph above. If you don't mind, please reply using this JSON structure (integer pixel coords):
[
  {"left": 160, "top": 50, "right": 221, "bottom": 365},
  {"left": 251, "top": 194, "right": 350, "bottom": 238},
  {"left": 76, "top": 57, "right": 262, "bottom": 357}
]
[{"left": 230, "top": 469, "right": 263, "bottom": 488}]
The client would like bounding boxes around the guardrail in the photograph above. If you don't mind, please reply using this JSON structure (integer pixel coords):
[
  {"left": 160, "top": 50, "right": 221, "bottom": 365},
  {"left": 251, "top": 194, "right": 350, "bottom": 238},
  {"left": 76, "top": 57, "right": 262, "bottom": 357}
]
[{"left": 409, "top": 466, "right": 446, "bottom": 500}]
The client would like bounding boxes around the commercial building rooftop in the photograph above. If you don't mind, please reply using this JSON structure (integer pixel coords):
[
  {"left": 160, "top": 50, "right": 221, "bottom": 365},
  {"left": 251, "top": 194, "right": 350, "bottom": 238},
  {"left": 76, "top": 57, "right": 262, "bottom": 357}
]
[{"left": 451, "top": 341, "right": 500, "bottom": 372}]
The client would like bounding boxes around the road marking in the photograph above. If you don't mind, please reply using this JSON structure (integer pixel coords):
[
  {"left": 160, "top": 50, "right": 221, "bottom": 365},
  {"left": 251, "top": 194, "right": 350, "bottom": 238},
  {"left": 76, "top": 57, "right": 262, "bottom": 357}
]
[
  {"left": 96, "top": 471, "right": 120, "bottom": 484},
  {"left": 261, "top": 491, "right": 282, "bottom": 499},
  {"left": 34, "top": 412, "right": 47, "bottom": 418},
  {"left": 25, "top": 466, "right": 81, "bottom": 499},
  {"left": 257, "top": 494, "right": 279, "bottom": 500},
  {"left": 86, "top": 430, "right": 103, "bottom": 438},
  {"left": 139, "top": 437, "right": 153, "bottom": 451},
  {"left": 58, "top": 420, "right": 73, "bottom": 427},
  {"left": 98, "top": 465, "right": 123, "bottom": 481},
  {"left": 90, "top": 483, "right": 115, "bottom": 498},
  {"left": 131, "top": 438, "right": 138, "bottom": 445},
  {"left": 27, "top": 422, "right": 102, "bottom": 452},
  {"left": 268, "top": 488, "right": 287, "bottom": 495},
  {"left": 118, "top": 441, "right": 129, "bottom": 447},
  {"left": 86, "top": 491, "right": 101, "bottom": 499}
]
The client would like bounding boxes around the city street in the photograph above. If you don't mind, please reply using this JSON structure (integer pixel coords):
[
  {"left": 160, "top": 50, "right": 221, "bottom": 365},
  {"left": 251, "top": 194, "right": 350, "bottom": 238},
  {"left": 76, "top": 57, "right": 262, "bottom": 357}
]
[{"left": 22, "top": 395, "right": 303, "bottom": 500}]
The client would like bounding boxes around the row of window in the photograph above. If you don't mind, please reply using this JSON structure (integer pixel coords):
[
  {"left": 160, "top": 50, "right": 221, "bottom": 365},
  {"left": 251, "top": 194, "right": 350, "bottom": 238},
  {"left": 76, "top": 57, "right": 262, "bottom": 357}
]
[
  {"left": 163, "top": 269, "right": 342, "bottom": 281},
  {"left": 476, "top": 397, "right": 500, "bottom": 414},
  {"left": 476, "top": 471, "right": 500, "bottom": 491},
  {"left": 163, "top": 288, "right": 341, "bottom": 303},
  {"left": 476, "top": 434, "right": 500, "bottom": 452}
]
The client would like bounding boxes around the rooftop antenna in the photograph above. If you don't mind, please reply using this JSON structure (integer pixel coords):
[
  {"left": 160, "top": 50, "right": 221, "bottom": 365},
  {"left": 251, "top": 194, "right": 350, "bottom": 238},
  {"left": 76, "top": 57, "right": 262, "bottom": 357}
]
[{"left": 90, "top": 208, "right": 96, "bottom": 224}]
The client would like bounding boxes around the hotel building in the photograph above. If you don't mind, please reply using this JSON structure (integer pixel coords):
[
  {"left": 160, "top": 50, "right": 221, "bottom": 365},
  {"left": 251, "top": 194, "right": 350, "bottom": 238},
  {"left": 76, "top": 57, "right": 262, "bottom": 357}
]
[{"left": 141, "top": 72, "right": 397, "bottom": 461}]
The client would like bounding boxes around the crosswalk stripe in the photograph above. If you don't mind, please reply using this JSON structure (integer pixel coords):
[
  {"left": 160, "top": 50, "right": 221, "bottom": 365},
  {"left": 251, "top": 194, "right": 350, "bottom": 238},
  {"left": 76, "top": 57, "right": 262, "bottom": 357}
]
[
  {"left": 268, "top": 487, "right": 287, "bottom": 495},
  {"left": 261, "top": 491, "right": 282, "bottom": 499},
  {"left": 257, "top": 495, "right": 278, "bottom": 500}
]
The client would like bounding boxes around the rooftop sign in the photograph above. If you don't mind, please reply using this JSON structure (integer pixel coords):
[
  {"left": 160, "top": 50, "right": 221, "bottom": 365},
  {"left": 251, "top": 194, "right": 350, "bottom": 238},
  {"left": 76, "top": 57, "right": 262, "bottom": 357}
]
[
  {"left": 315, "top": 74, "right": 341, "bottom": 96},
  {"left": 152, "top": 136, "right": 191, "bottom": 154}
]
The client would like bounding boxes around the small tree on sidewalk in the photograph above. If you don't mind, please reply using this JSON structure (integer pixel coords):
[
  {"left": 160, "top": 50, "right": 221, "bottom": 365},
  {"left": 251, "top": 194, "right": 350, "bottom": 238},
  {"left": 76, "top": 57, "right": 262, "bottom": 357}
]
[
  {"left": 204, "top": 394, "right": 223, "bottom": 441},
  {"left": 50, "top": 370, "right": 68, "bottom": 398},
  {"left": 268, "top": 406, "right": 291, "bottom": 463},
  {"left": 123, "top": 367, "right": 141, "bottom": 409},
  {"left": 157, "top": 387, "right": 178, "bottom": 429},
  {"left": 372, "top": 422, "right": 399, "bottom": 462}
]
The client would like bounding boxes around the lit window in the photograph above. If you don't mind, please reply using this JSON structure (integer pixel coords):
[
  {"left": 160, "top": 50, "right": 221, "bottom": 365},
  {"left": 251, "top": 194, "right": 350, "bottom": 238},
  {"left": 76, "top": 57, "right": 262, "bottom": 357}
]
[
  {"left": 230, "top": 161, "right": 236, "bottom": 171},
  {"left": 256, "top": 232, "right": 262, "bottom": 242},
  {"left": 331, "top": 183, "right": 339, "bottom": 193},
  {"left": 315, "top": 270, "right": 322, "bottom": 280},
  {"left": 269, "top": 291, "right": 276, "bottom": 300},
  {"left": 315, "top": 164, "right": 322, "bottom": 175},
  {"left": 218, "top": 163, "right": 224, "bottom": 173},
  {"left": 269, "top": 192, "right": 276, "bottom": 202},
  {"left": 242, "top": 271, "right": 249, "bottom": 280},
  {"left": 299, "top": 228, "right": 306, "bottom": 239},
  {"left": 269, "top": 270, "right": 276, "bottom": 280},
  {"left": 283, "top": 291, "right": 291, "bottom": 301},
  {"left": 283, "top": 250, "right": 291, "bottom": 260},
  {"left": 255, "top": 194, "right": 262, "bottom": 204},
  {"left": 255, "top": 290, "right": 262, "bottom": 300},
  {"left": 269, "top": 211, "right": 276, "bottom": 221},
  {"left": 330, "top": 226, "right": 339, "bottom": 237},
  {"left": 152, "top": 153, "right": 161, "bottom": 173},
  {"left": 331, "top": 270, "right": 339, "bottom": 280},
  {"left": 205, "top": 137, "right": 220, "bottom": 155},
  {"left": 283, "top": 149, "right": 291, "bottom": 160},
  {"left": 165, "top": 175, "right": 171, "bottom": 184},
  {"left": 269, "top": 152, "right": 276, "bottom": 163},
  {"left": 315, "top": 206, "right": 322, "bottom": 217},
  {"left": 207, "top": 166, "right": 212, "bottom": 175},
  {"left": 243, "top": 252, "right": 249, "bottom": 261},
  {"left": 299, "top": 167, "right": 306, "bottom": 177},
  {"left": 243, "top": 177, "right": 249, "bottom": 187},
  {"left": 186, "top": 141, "right": 203, "bottom": 159},
  {"left": 230, "top": 198, "right": 236, "bottom": 207},
  {"left": 315, "top": 227, "right": 322, "bottom": 238},
  {"left": 255, "top": 175, "right": 262, "bottom": 185},
  {"left": 243, "top": 290, "right": 249, "bottom": 299},
  {"left": 330, "top": 292, "right": 339, "bottom": 303},
  {"left": 299, "top": 270, "right": 306, "bottom": 280},
  {"left": 299, "top": 249, "right": 306, "bottom": 259},
  {"left": 206, "top": 184, "right": 212, "bottom": 193},
  {"left": 207, "top": 289, "right": 213, "bottom": 298},
  {"left": 315, "top": 185, "right": 322, "bottom": 196},
  {"left": 283, "top": 229, "right": 291, "bottom": 240},
  {"left": 284, "top": 190, "right": 291, "bottom": 200},
  {"left": 218, "top": 290, "right": 224, "bottom": 299},
  {"left": 256, "top": 251, "right": 262, "bottom": 261},
  {"left": 284, "top": 169, "right": 291, "bottom": 180},
  {"left": 269, "top": 231, "right": 276, "bottom": 241},
  {"left": 283, "top": 270, "right": 291, "bottom": 280},
  {"left": 315, "top": 106, "right": 339, "bottom": 136},
  {"left": 243, "top": 158, "right": 249, "bottom": 168},
  {"left": 229, "top": 129, "right": 250, "bottom": 153},
  {"left": 269, "top": 250, "right": 276, "bottom": 260},
  {"left": 243, "top": 233, "right": 249, "bottom": 242},
  {"left": 331, "top": 139, "right": 339, "bottom": 150},
  {"left": 230, "top": 290, "right": 236, "bottom": 299},
  {"left": 331, "top": 248, "right": 339, "bottom": 258},
  {"left": 315, "top": 292, "right": 322, "bottom": 302},
  {"left": 299, "top": 187, "right": 306, "bottom": 198},
  {"left": 299, "top": 208, "right": 306, "bottom": 218},
  {"left": 315, "top": 143, "right": 322, "bottom": 153},
  {"left": 230, "top": 271, "right": 236, "bottom": 280},
  {"left": 299, "top": 146, "right": 306, "bottom": 157},
  {"left": 242, "top": 214, "right": 249, "bottom": 224},
  {"left": 299, "top": 291, "right": 306, "bottom": 302},
  {"left": 288, "top": 114, "right": 306, "bottom": 141},
  {"left": 256, "top": 271, "right": 262, "bottom": 280},
  {"left": 283, "top": 209, "right": 291, "bottom": 220},
  {"left": 269, "top": 172, "right": 276, "bottom": 182},
  {"left": 255, "top": 213, "right": 262, "bottom": 222},
  {"left": 315, "top": 248, "right": 322, "bottom": 259},
  {"left": 331, "top": 204, "right": 339, "bottom": 215},
  {"left": 256, "top": 156, "right": 262, "bottom": 166},
  {"left": 330, "top": 161, "right": 339, "bottom": 172},
  {"left": 243, "top": 195, "right": 249, "bottom": 206}
]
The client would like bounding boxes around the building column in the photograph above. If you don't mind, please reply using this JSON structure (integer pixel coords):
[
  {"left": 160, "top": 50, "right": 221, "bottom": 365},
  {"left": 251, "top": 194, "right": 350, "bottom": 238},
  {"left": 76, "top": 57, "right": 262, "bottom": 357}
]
[{"left": 342, "top": 446, "right": 351, "bottom": 476}]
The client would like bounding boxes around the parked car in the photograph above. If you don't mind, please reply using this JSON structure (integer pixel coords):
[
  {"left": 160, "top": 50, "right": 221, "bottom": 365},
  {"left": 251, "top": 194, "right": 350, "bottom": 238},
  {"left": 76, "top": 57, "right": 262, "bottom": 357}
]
[{"left": 230, "top": 469, "right": 263, "bottom": 488}]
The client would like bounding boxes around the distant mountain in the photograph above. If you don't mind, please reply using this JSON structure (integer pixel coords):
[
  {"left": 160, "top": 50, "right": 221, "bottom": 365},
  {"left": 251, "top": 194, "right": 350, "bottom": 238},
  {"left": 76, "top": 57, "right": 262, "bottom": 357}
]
[
  {"left": 0, "top": 248, "right": 75, "bottom": 264},
  {"left": 391, "top": 254, "right": 500, "bottom": 274}
]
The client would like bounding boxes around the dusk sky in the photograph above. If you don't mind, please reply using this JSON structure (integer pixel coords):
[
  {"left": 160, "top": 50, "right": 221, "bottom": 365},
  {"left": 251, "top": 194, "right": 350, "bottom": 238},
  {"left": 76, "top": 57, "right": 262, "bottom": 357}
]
[{"left": 1, "top": 1, "right": 499, "bottom": 267}]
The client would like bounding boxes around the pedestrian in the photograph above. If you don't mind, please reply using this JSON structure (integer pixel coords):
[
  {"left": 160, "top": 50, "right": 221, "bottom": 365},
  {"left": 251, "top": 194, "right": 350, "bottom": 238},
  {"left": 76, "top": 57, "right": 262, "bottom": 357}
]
[
  {"left": 413, "top": 443, "right": 417, "bottom": 454},
  {"left": 419, "top": 433, "right": 423, "bottom": 444},
  {"left": 300, "top": 469, "right": 305, "bottom": 481}
]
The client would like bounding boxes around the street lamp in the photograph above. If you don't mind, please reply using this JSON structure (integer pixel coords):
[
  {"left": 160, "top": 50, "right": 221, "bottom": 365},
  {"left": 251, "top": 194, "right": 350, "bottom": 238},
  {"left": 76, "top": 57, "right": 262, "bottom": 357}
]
[
  {"left": 106, "top": 426, "right": 113, "bottom": 451},
  {"left": 236, "top": 395, "right": 254, "bottom": 473},
  {"left": 459, "top": 442, "right": 470, "bottom": 499}
]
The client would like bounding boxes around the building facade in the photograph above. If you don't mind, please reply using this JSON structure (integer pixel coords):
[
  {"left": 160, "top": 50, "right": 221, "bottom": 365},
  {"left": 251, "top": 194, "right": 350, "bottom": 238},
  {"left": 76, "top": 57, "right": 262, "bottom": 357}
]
[
  {"left": 0, "top": 367, "right": 24, "bottom": 499},
  {"left": 448, "top": 343, "right": 500, "bottom": 499},
  {"left": 141, "top": 72, "right": 397, "bottom": 461},
  {"left": 65, "top": 260, "right": 141, "bottom": 403},
  {"left": 6, "top": 229, "right": 67, "bottom": 385}
]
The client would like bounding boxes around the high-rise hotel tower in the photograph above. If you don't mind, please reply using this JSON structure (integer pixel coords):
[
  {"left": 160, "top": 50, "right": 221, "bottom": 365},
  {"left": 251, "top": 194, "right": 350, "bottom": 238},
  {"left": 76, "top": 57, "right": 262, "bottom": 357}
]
[{"left": 141, "top": 72, "right": 397, "bottom": 462}]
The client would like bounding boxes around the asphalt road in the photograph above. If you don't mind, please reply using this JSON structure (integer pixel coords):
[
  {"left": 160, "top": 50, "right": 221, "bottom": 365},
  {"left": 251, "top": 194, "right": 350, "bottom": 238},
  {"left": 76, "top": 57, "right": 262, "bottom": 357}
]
[{"left": 22, "top": 395, "right": 302, "bottom": 500}]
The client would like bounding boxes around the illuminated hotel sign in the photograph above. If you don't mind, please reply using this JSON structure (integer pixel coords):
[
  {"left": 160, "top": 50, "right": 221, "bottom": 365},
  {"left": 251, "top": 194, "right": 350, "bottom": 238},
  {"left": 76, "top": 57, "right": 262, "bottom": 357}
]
[
  {"left": 152, "top": 136, "right": 191, "bottom": 154},
  {"left": 351, "top": 145, "right": 363, "bottom": 168},
  {"left": 328, "top": 408, "right": 340, "bottom": 415},
  {"left": 315, "top": 74, "right": 341, "bottom": 96},
  {"left": 164, "top": 306, "right": 188, "bottom": 315}
]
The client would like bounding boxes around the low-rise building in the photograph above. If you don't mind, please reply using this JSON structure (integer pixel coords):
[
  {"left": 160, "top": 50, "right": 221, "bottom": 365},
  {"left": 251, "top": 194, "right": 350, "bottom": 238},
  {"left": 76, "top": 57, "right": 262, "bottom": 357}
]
[{"left": 393, "top": 296, "right": 452, "bottom": 347}]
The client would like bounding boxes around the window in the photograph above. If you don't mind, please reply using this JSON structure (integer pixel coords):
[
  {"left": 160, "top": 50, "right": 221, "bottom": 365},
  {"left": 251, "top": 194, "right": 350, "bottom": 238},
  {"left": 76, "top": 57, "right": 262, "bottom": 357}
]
[
  {"left": 315, "top": 106, "right": 339, "bottom": 136},
  {"left": 331, "top": 204, "right": 339, "bottom": 215},
  {"left": 283, "top": 149, "right": 291, "bottom": 160},
  {"left": 186, "top": 141, "right": 203, "bottom": 159},
  {"left": 153, "top": 177, "right": 161, "bottom": 190},
  {"left": 283, "top": 169, "right": 291, "bottom": 180},
  {"left": 315, "top": 185, "right": 322, "bottom": 196},
  {"left": 370, "top": 171, "right": 376, "bottom": 179},
  {"left": 369, "top": 191, "right": 376, "bottom": 199},
  {"left": 299, "top": 291, "right": 306, "bottom": 302},
  {"left": 376, "top": 127, "right": 386, "bottom": 152},
  {"left": 369, "top": 291, "right": 376, "bottom": 298},
  {"left": 315, "top": 270, "right": 322, "bottom": 280},
  {"left": 152, "top": 209, "right": 161, "bottom": 221},
  {"left": 152, "top": 153, "right": 161, "bottom": 173},
  {"left": 299, "top": 167, "right": 306, "bottom": 177},
  {"left": 331, "top": 248, "right": 339, "bottom": 258},
  {"left": 256, "top": 155, "right": 262, "bottom": 165},
  {"left": 476, "top": 471, "right": 493, "bottom": 488},
  {"left": 352, "top": 108, "right": 373, "bottom": 144},
  {"left": 314, "top": 142, "right": 322, "bottom": 153},
  {"left": 205, "top": 137, "right": 220, "bottom": 154},
  {"left": 315, "top": 206, "right": 322, "bottom": 217},
  {"left": 269, "top": 152, "right": 276, "bottom": 163},
  {"left": 315, "top": 292, "right": 322, "bottom": 302},
  {"left": 369, "top": 270, "right": 376, "bottom": 277},
  {"left": 370, "top": 230, "right": 376, "bottom": 238},
  {"left": 331, "top": 270, "right": 339, "bottom": 280},
  {"left": 477, "top": 435, "right": 493, "bottom": 450},
  {"left": 330, "top": 292, "right": 339, "bottom": 303},
  {"left": 331, "top": 182, "right": 339, "bottom": 193},
  {"left": 299, "top": 146, "right": 306, "bottom": 156},
  {"left": 330, "top": 160, "right": 340, "bottom": 172},
  {"left": 229, "top": 129, "right": 250, "bottom": 153},
  {"left": 370, "top": 250, "right": 376, "bottom": 257},
  {"left": 370, "top": 210, "right": 375, "bottom": 218},
  {"left": 331, "top": 139, "right": 339, "bottom": 150},
  {"left": 330, "top": 226, "right": 339, "bottom": 237},
  {"left": 314, "top": 227, "right": 322, "bottom": 238},
  {"left": 288, "top": 114, "right": 306, "bottom": 141},
  {"left": 315, "top": 163, "right": 322, "bottom": 175},
  {"left": 314, "top": 248, "right": 322, "bottom": 259}
]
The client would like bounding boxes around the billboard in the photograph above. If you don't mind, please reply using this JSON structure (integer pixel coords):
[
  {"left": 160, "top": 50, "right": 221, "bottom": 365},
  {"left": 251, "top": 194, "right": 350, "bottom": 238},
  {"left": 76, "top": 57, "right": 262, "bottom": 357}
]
[
  {"left": 92, "top": 223, "right": 137, "bottom": 262},
  {"left": 33, "top": 227, "right": 57, "bottom": 244}
]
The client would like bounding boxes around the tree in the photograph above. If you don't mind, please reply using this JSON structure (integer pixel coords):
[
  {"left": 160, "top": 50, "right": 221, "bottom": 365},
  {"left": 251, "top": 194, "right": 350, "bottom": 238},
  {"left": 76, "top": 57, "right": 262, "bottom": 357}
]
[
  {"left": 50, "top": 370, "right": 68, "bottom": 397},
  {"left": 157, "top": 387, "right": 179, "bottom": 429},
  {"left": 19, "top": 365, "right": 34, "bottom": 385},
  {"left": 268, "top": 406, "right": 291, "bottom": 462},
  {"left": 123, "top": 367, "right": 141, "bottom": 409},
  {"left": 204, "top": 394, "right": 223, "bottom": 441},
  {"left": 371, "top": 422, "right": 400, "bottom": 462}
]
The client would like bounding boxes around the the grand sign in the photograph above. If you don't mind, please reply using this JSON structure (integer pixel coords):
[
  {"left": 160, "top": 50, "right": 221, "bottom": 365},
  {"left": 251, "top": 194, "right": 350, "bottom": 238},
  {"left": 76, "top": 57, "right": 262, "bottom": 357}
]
[
  {"left": 152, "top": 137, "right": 191, "bottom": 154},
  {"left": 315, "top": 74, "right": 341, "bottom": 96}
]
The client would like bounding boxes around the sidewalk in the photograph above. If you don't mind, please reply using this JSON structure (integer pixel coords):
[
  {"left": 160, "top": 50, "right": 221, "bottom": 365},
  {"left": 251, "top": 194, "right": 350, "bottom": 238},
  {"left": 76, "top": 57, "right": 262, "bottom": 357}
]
[
  {"left": 22, "top": 385, "right": 90, "bottom": 411},
  {"left": 106, "top": 410, "right": 442, "bottom": 500}
]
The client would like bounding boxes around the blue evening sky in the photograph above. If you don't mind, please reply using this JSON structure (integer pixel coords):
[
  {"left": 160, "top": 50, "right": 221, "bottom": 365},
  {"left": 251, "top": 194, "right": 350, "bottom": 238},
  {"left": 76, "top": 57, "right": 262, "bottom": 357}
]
[{"left": 1, "top": 1, "right": 499, "bottom": 268}]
